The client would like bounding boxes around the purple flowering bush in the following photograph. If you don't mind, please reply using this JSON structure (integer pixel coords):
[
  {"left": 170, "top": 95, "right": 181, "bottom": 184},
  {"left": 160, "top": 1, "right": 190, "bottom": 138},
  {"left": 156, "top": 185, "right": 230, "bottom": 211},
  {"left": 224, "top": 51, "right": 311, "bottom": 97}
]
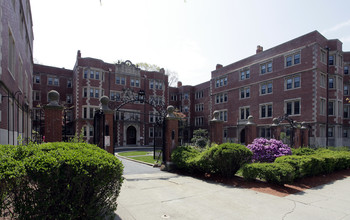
[{"left": 247, "top": 138, "right": 292, "bottom": 163}]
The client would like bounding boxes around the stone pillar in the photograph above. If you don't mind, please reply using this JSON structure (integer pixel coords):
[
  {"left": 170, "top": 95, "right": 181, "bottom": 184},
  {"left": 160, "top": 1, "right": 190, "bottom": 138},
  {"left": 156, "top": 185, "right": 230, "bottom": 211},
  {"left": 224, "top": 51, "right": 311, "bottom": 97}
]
[
  {"left": 164, "top": 106, "right": 179, "bottom": 164},
  {"left": 209, "top": 111, "right": 223, "bottom": 144},
  {"left": 44, "top": 90, "right": 63, "bottom": 142},
  {"left": 301, "top": 122, "right": 309, "bottom": 147},
  {"left": 293, "top": 127, "right": 301, "bottom": 148},
  {"left": 245, "top": 116, "right": 257, "bottom": 145},
  {"left": 271, "top": 118, "right": 282, "bottom": 140},
  {"left": 100, "top": 96, "right": 114, "bottom": 154}
]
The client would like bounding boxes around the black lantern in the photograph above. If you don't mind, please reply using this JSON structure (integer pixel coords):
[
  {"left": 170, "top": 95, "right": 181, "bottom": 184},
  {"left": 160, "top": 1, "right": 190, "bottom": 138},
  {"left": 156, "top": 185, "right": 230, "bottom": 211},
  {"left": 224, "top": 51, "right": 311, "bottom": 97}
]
[{"left": 138, "top": 90, "right": 145, "bottom": 103}]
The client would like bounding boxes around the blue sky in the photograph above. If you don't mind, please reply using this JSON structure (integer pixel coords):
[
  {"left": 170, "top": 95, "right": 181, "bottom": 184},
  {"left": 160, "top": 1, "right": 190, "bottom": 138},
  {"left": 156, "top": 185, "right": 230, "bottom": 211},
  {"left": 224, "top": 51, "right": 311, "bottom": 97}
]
[{"left": 31, "top": 0, "right": 350, "bottom": 86}]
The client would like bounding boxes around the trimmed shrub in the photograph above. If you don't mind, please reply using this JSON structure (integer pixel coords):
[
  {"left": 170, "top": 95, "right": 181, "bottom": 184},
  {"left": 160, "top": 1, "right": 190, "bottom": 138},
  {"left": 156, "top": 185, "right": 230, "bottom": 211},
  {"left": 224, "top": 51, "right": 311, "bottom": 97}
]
[
  {"left": 198, "top": 143, "right": 252, "bottom": 177},
  {"left": 242, "top": 162, "right": 295, "bottom": 184},
  {"left": 247, "top": 138, "right": 292, "bottom": 163},
  {"left": 171, "top": 145, "right": 200, "bottom": 172},
  {"left": 0, "top": 142, "right": 124, "bottom": 220},
  {"left": 291, "top": 147, "right": 315, "bottom": 156}
]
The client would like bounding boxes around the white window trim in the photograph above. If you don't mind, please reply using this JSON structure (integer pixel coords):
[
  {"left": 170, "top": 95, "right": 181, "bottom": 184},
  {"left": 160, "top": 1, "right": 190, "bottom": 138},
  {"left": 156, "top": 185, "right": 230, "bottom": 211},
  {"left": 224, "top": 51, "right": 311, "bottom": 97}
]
[
  {"left": 259, "top": 102, "right": 273, "bottom": 119},
  {"left": 260, "top": 81, "right": 273, "bottom": 96},
  {"left": 284, "top": 98, "right": 301, "bottom": 116},
  {"left": 285, "top": 51, "right": 301, "bottom": 68},
  {"left": 285, "top": 74, "right": 301, "bottom": 91},
  {"left": 239, "top": 106, "right": 250, "bottom": 121}
]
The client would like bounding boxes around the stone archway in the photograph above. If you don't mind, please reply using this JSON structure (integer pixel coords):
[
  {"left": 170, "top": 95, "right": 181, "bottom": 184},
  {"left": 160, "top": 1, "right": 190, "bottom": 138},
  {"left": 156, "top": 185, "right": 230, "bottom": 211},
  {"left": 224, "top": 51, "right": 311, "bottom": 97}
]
[{"left": 126, "top": 126, "right": 137, "bottom": 145}]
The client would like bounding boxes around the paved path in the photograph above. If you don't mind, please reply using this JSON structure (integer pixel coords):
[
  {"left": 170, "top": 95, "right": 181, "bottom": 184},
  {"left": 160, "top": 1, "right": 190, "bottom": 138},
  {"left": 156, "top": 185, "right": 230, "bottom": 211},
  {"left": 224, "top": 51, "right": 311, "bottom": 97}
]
[{"left": 115, "top": 158, "right": 350, "bottom": 220}]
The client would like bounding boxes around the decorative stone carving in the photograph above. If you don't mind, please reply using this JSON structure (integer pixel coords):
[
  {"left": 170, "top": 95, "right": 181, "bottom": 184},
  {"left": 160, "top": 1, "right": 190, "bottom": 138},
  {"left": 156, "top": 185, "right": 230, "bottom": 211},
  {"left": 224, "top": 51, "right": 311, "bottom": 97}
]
[
  {"left": 211, "top": 110, "right": 221, "bottom": 121},
  {"left": 100, "top": 96, "right": 111, "bottom": 112},
  {"left": 247, "top": 115, "right": 255, "bottom": 125},
  {"left": 166, "top": 105, "right": 175, "bottom": 118},
  {"left": 47, "top": 90, "right": 60, "bottom": 106}
]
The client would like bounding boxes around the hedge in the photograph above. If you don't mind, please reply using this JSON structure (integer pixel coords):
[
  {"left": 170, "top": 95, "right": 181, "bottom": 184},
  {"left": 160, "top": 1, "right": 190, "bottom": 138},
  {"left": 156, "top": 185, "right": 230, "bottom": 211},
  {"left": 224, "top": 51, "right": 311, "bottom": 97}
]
[
  {"left": 172, "top": 143, "right": 252, "bottom": 178},
  {"left": 0, "top": 142, "right": 124, "bottom": 220},
  {"left": 242, "top": 163, "right": 295, "bottom": 184}
]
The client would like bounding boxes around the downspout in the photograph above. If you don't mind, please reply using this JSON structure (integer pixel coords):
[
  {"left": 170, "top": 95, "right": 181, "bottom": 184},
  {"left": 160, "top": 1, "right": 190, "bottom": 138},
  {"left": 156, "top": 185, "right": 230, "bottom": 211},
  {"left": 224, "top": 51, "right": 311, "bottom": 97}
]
[{"left": 326, "top": 47, "right": 330, "bottom": 146}]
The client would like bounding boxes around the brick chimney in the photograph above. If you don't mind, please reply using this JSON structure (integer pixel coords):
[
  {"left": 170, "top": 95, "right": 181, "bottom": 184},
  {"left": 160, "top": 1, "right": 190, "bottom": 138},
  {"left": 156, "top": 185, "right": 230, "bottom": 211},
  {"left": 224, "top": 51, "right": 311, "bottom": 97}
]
[
  {"left": 216, "top": 64, "right": 223, "bottom": 70},
  {"left": 77, "top": 50, "right": 81, "bottom": 58},
  {"left": 177, "top": 81, "right": 182, "bottom": 88},
  {"left": 256, "top": 45, "right": 263, "bottom": 54}
]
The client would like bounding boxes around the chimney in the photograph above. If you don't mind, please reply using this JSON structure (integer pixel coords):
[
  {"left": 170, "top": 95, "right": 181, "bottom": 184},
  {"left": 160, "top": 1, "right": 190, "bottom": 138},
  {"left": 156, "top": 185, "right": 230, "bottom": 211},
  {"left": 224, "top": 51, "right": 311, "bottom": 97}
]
[
  {"left": 177, "top": 81, "right": 182, "bottom": 88},
  {"left": 77, "top": 50, "right": 81, "bottom": 58},
  {"left": 160, "top": 68, "right": 165, "bottom": 74},
  {"left": 216, "top": 64, "right": 223, "bottom": 70},
  {"left": 256, "top": 45, "right": 263, "bottom": 54}
]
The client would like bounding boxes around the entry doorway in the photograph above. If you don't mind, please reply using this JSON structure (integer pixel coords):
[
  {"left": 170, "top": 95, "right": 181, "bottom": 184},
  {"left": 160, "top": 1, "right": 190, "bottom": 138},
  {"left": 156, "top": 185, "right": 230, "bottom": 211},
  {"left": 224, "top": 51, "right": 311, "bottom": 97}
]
[
  {"left": 240, "top": 129, "right": 245, "bottom": 144},
  {"left": 127, "top": 126, "right": 137, "bottom": 145}
]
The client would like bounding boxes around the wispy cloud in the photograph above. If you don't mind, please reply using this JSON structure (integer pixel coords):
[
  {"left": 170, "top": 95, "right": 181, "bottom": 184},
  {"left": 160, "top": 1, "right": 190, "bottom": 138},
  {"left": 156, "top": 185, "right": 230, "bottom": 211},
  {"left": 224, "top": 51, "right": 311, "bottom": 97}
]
[{"left": 323, "top": 19, "right": 350, "bottom": 34}]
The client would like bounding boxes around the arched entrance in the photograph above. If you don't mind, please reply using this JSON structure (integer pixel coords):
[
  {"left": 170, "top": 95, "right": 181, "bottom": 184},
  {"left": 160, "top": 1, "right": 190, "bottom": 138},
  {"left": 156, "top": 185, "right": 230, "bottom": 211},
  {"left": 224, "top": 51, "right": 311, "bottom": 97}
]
[
  {"left": 240, "top": 129, "right": 246, "bottom": 144},
  {"left": 127, "top": 126, "right": 137, "bottom": 145}
]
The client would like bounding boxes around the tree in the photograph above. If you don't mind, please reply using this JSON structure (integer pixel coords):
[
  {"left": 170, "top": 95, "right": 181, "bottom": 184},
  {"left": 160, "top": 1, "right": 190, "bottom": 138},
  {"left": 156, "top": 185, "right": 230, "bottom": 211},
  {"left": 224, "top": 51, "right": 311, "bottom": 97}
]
[
  {"left": 191, "top": 129, "right": 208, "bottom": 148},
  {"left": 136, "top": 62, "right": 178, "bottom": 87}
]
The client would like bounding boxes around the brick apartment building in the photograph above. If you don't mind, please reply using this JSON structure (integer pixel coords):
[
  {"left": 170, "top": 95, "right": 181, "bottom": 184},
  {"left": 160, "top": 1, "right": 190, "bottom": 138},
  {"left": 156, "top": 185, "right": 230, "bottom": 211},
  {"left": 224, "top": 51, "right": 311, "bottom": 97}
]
[
  {"left": 32, "top": 30, "right": 350, "bottom": 147},
  {"left": 0, "top": 0, "right": 34, "bottom": 145}
]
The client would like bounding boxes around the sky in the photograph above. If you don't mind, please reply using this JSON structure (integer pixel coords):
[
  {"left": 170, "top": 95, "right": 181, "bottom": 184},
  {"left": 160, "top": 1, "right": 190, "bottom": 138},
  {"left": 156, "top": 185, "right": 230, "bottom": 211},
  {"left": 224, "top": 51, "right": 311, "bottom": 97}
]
[{"left": 31, "top": 0, "right": 350, "bottom": 86}]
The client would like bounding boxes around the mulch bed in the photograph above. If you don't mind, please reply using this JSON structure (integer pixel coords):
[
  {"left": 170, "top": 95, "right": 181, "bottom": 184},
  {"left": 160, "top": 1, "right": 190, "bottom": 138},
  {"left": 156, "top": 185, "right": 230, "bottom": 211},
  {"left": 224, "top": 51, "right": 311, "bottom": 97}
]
[{"left": 174, "top": 168, "right": 350, "bottom": 197}]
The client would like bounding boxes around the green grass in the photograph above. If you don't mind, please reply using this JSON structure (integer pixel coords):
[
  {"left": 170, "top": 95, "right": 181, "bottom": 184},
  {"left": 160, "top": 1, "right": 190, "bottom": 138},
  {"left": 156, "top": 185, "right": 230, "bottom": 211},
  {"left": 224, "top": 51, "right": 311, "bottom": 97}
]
[
  {"left": 130, "top": 156, "right": 159, "bottom": 164},
  {"left": 118, "top": 151, "right": 149, "bottom": 156}
]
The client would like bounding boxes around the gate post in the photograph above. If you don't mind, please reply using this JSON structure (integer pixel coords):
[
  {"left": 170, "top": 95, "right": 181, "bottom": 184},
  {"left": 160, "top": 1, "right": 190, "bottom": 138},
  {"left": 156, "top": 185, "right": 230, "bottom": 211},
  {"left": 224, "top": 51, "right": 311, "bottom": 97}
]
[
  {"left": 294, "top": 127, "right": 301, "bottom": 148},
  {"left": 245, "top": 116, "right": 257, "bottom": 145},
  {"left": 209, "top": 111, "right": 223, "bottom": 144},
  {"left": 164, "top": 106, "right": 179, "bottom": 167},
  {"left": 271, "top": 118, "right": 282, "bottom": 140},
  {"left": 100, "top": 96, "right": 114, "bottom": 154},
  {"left": 44, "top": 90, "right": 63, "bottom": 142}
]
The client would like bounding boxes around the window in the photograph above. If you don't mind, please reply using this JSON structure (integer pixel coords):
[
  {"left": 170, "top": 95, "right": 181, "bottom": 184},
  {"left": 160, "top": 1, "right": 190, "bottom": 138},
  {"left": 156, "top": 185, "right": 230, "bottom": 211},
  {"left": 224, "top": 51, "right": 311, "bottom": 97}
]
[
  {"left": 121, "top": 77, "right": 125, "bottom": 85},
  {"left": 329, "top": 55, "right": 334, "bottom": 65},
  {"left": 131, "top": 79, "right": 135, "bottom": 87},
  {"left": 260, "top": 103, "right": 273, "bottom": 118},
  {"left": 95, "top": 71, "right": 99, "bottom": 80},
  {"left": 344, "top": 105, "right": 350, "bottom": 118},
  {"left": 67, "top": 79, "right": 72, "bottom": 88},
  {"left": 90, "top": 88, "right": 94, "bottom": 97},
  {"left": 240, "top": 106, "right": 250, "bottom": 120},
  {"left": 195, "top": 91, "right": 204, "bottom": 99},
  {"left": 260, "top": 127, "right": 271, "bottom": 138},
  {"left": 34, "top": 75, "right": 40, "bottom": 84},
  {"left": 345, "top": 85, "right": 349, "bottom": 95},
  {"left": 321, "top": 50, "right": 326, "bottom": 63},
  {"left": 240, "top": 87, "right": 250, "bottom": 99},
  {"left": 285, "top": 52, "right": 301, "bottom": 67},
  {"left": 216, "top": 76, "right": 228, "bottom": 87},
  {"left": 89, "top": 126, "right": 93, "bottom": 136},
  {"left": 110, "top": 91, "right": 120, "bottom": 101},
  {"left": 90, "top": 70, "right": 94, "bottom": 79},
  {"left": 184, "top": 93, "right": 189, "bottom": 100},
  {"left": 33, "top": 91, "right": 40, "bottom": 101},
  {"left": 343, "top": 129, "right": 348, "bottom": 138},
  {"left": 285, "top": 99, "right": 300, "bottom": 115},
  {"left": 345, "top": 66, "right": 349, "bottom": 75},
  {"left": 285, "top": 75, "right": 301, "bottom": 90},
  {"left": 260, "top": 81, "right": 272, "bottom": 95},
  {"left": 95, "top": 89, "right": 99, "bottom": 98},
  {"left": 136, "top": 79, "right": 140, "bottom": 87},
  {"left": 219, "top": 110, "right": 227, "bottom": 122},
  {"left": 328, "top": 101, "right": 334, "bottom": 116},
  {"left": 89, "top": 108, "right": 95, "bottom": 119},
  {"left": 48, "top": 77, "right": 53, "bottom": 85},
  {"left": 320, "top": 98, "right": 326, "bottom": 115},
  {"left": 216, "top": 93, "right": 228, "bottom": 104},
  {"left": 149, "top": 127, "right": 154, "bottom": 138},
  {"left": 195, "top": 103, "right": 204, "bottom": 112},
  {"left": 260, "top": 61, "right": 272, "bottom": 74},
  {"left": 240, "top": 69, "right": 250, "bottom": 80},
  {"left": 328, "top": 127, "right": 334, "bottom": 137},
  {"left": 84, "top": 69, "right": 88, "bottom": 79},
  {"left": 83, "top": 88, "right": 87, "bottom": 97},
  {"left": 66, "top": 95, "right": 72, "bottom": 104},
  {"left": 171, "top": 93, "right": 177, "bottom": 101},
  {"left": 329, "top": 78, "right": 334, "bottom": 89},
  {"left": 195, "top": 117, "right": 204, "bottom": 126},
  {"left": 116, "top": 76, "right": 120, "bottom": 84},
  {"left": 54, "top": 78, "right": 59, "bottom": 86},
  {"left": 150, "top": 80, "right": 154, "bottom": 89},
  {"left": 8, "top": 31, "right": 15, "bottom": 75},
  {"left": 320, "top": 73, "right": 326, "bottom": 87},
  {"left": 83, "top": 107, "right": 87, "bottom": 119}
]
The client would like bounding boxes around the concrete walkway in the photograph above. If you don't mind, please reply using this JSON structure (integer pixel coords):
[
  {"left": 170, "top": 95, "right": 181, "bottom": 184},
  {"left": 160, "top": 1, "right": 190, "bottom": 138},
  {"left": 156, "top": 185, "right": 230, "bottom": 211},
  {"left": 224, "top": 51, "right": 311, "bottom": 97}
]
[{"left": 114, "top": 159, "right": 350, "bottom": 220}]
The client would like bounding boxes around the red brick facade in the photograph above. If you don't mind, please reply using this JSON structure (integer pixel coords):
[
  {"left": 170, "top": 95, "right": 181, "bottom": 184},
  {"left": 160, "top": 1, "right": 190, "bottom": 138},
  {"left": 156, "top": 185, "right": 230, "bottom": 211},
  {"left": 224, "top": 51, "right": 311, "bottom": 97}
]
[
  {"left": 31, "top": 30, "right": 350, "bottom": 148},
  {"left": 0, "top": 1, "right": 34, "bottom": 145}
]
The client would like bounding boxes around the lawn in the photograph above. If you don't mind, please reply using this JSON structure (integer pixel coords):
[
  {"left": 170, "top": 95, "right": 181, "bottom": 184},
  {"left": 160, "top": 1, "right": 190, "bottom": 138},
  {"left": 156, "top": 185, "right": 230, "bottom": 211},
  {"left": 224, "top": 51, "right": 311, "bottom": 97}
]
[{"left": 118, "top": 151, "right": 162, "bottom": 164}]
